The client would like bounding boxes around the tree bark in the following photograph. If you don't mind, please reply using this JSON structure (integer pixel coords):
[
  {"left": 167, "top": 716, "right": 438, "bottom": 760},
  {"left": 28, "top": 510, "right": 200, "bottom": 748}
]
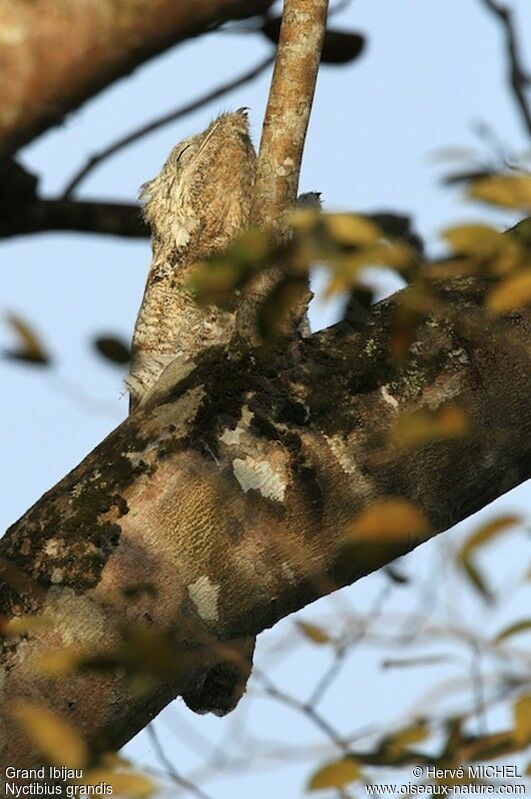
[
  {"left": 1, "top": 277, "right": 529, "bottom": 765},
  {"left": 0, "top": 0, "right": 273, "bottom": 159}
]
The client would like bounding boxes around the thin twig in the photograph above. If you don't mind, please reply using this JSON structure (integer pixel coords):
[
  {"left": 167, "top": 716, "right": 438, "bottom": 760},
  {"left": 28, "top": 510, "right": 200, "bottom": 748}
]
[
  {"left": 62, "top": 53, "right": 275, "bottom": 198},
  {"left": 308, "top": 584, "right": 393, "bottom": 708},
  {"left": 146, "top": 724, "right": 214, "bottom": 799},
  {"left": 479, "top": 0, "right": 531, "bottom": 136},
  {"left": 470, "top": 641, "right": 489, "bottom": 737},
  {"left": 253, "top": 668, "right": 349, "bottom": 752}
]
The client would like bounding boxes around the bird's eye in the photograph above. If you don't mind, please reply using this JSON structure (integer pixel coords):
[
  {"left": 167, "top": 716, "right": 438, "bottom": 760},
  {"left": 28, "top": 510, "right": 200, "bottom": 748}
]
[{"left": 176, "top": 144, "right": 192, "bottom": 162}]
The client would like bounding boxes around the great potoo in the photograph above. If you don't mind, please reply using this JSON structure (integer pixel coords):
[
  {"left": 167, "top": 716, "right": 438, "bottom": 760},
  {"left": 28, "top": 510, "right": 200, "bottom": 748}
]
[{"left": 128, "top": 109, "right": 257, "bottom": 408}]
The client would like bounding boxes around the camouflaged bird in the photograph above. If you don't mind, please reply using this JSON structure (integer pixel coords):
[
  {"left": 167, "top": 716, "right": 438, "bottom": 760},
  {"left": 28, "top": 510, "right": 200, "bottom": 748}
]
[{"left": 128, "top": 109, "right": 257, "bottom": 409}]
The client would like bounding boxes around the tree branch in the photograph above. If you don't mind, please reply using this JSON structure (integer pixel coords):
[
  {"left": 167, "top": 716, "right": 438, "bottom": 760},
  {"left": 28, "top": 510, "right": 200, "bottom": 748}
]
[
  {"left": 1, "top": 278, "right": 529, "bottom": 765},
  {"left": 236, "top": 0, "right": 330, "bottom": 344},
  {"left": 0, "top": 198, "right": 148, "bottom": 239},
  {"left": 251, "top": 0, "right": 329, "bottom": 225},
  {"left": 0, "top": 0, "right": 273, "bottom": 159},
  {"left": 479, "top": 0, "right": 531, "bottom": 137}
]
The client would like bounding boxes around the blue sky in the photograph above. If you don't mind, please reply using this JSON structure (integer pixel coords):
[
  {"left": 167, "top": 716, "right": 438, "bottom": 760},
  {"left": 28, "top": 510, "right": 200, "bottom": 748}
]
[{"left": 1, "top": 1, "right": 530, "bottom": 796}]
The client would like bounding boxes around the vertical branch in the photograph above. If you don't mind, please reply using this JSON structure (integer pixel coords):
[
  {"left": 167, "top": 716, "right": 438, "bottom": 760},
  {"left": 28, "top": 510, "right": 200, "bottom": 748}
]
[
  {"left": 251, "top": 0, "right": 330, "bottom": 226},
  {"left": 235, "top": 0, "right": 329, "bottom": 345}
]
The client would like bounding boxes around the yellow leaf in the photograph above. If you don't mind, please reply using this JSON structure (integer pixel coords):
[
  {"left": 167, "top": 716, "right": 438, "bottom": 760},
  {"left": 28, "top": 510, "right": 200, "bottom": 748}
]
[
  {"left": 429, "top": 258, "right": 481, "bottom": 279},
  {"left": 390, "top": 405, "right": 468, "bottom": 448},
  {"left": 469, "top": 174, "right": 531, "bottom": 209},
  {"left": 36, "top": 648, "right": 83, "bottom": 677},
  {"left": 307, "top": 757, "right": 362, "bottom": 791},
  {"left": 364, "top": 241, "right": 417, "bottom": 272},
  {"left": 4, "top": 313, "right": 50, "bottom": 365},
  {"left": 494, "top": 619, "right": 531, "bottom": 644},
  {"left": 442, "top": 224, "right": 504, "bottom": 256},
  {"left": 346, "top": 499, "right": 431, "bottom": 544},
  {"left": 10, "top": 701, "right": 87, "bottom": 768},
  {"left": 461, "top": 515, "right": 521, "bottom": 558},
  {"left": 286, "top": 207, "right": 321, "bottom": 232},
  {"left": 84, "top": 769, "right": 154, "bottom": 798},
  {"left": 325, "top": 214, "right": 380, "bottom": 246},
  {"left": 461, "top": 557, "right": 493, "bottom": 602},
  {"left": 98, "top": 751, "right": 131, "bottom": 768},
  {"left": 513, "top": 695, "right": 531, "bottom": 746},
  {"left": 297, "top": 621, "right": 331, "bottom": 645},
  {"left": 458, "top": 516, "right": 519, "bottom": 603},
  {"left": 385, "top": 722, "right": 429, "bottom": 757},
  {"left": 486, "top": 270, "right": 531, "bottom": 314},
  {"left": 5, "top": 615, "right": 50, "bottom": 636}
]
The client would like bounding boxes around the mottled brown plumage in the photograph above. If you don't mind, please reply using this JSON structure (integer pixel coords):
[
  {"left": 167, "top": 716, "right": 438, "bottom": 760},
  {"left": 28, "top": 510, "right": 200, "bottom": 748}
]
[{"left": 128, "top": 110, "right": 256, "bottom": 407}]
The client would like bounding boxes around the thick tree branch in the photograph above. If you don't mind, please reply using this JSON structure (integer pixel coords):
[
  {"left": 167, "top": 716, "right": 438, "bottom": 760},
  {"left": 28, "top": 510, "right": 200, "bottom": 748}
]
[
  {"left": 0, "top": 0, "right": 273, "bottom": 159},
  {"left": 1, "top": 278, "right": 529, "bottom": 765}
]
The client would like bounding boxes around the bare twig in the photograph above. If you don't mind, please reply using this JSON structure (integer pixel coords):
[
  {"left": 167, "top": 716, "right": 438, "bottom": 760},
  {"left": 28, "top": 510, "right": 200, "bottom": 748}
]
[
  {"left": 253, "top": 668, "right": 349, "bottom": 752},
  {"left": 307, "top": 584, "right": 393, "bottom": 708},
  {"left": 479, "top": 0, "right": 531, "bottom": 136},
  {"left": 62, "top": 54, "right": 274, "bottom": 198},
  {"left": 146, "top": 724, "right": 214, "bottom": 799}
]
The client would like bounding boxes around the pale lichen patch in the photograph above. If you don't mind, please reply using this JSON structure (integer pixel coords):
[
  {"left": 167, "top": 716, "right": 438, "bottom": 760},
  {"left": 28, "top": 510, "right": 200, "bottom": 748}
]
[
  {"left": 281, "top": 562, "right": 296, "bottom": 585},
  {"left": 380, "top": 385, "right": 399, "bottom": 411},
  {"left": 232, "top": 456, "right": 287, "bottom": 502},
  {"left": 42, "top": 589, "right": 107, "bottom": 647},
  {"left": 187, "top": 576, "right": 220, "bottom": 624},
  {"left": 141, "top": 354, "right": 197, "bottom": 407},
  {"left": 323, "top": 434, "right": 374, "bottom": 495},
  {"left": 220, "top": 405, "right": 254, "bottom": 446},
  {"left": 44, "top": 539, "right": 62, "bottom": 557},
  {"left": 50, "top": 569, "right": 64, "bottom": 585},
  {"left": 143, "top": 384, "right": 206, "bottom": 438},
  {"left": 423, "top": 373, "right": 463, "bottom": 410}
]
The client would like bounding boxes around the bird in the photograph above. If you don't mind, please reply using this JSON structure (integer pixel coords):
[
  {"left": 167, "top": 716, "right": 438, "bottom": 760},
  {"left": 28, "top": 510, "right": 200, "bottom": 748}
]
[{"left": 127, "top": 109, "right": 257, "bottom": 409}]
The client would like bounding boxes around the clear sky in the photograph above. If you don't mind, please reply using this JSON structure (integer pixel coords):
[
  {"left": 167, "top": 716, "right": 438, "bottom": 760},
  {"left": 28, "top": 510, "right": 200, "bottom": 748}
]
[{"left": 1, "top": 1, "right": 530, "bottom": 796}]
